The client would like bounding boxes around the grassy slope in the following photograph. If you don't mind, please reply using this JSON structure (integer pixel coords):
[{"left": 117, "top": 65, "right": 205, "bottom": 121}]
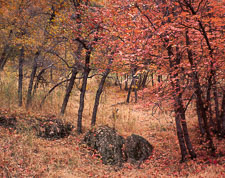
[{"left": 0, "top": 74, "right": 224, "bottom": 177}]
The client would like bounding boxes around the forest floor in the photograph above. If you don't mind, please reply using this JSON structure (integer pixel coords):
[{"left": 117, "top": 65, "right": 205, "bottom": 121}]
[{"left": 0, "top": 82, "right": 225, "bottom": 177}]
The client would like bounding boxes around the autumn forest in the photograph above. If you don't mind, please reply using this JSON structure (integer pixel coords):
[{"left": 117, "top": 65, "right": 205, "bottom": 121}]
[{"left": 0, "top": 0, "right": 224, "bottom": 177}]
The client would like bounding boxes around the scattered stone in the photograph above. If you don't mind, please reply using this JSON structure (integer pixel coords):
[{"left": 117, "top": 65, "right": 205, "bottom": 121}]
[
  {"left": 83, "top": 125, "right": 125, "bottom": 165},
  {"left": 37, "top": 118, "right": 74, "bottom": 140},
  {"left": 124, "top": 134, "right": 153, "bottom": 165},
  {"left": 0, "top": 117, "right": 17, "bottom": 130}
]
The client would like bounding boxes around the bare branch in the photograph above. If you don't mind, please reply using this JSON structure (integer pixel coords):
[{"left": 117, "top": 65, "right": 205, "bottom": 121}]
[{"left": 48, "top": 50, "right": 73, "bottom": 69}]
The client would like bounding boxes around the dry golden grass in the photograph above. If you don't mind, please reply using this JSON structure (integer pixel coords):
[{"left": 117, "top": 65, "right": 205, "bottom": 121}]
[{"left": 0, "top": 72, "right": 225, "bottom": 177}]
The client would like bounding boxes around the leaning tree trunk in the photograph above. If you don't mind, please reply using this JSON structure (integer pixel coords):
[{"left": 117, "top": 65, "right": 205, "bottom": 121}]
[
  {"left": 126, "top": 76, "right": 135, "bottom": 103},
  {"left": 169, "top": 58, "right": 188, "bottom": 161},
  {"left": 77, "top": 50, "right": 91, "bottom": 134},
  {"left": 198, "top": 20, "right": 216, "bottom": 150},
  {"left": 0, "top": 30, "right": 13, "bottom": 71},
  {"left": 180, "top": 109, "right": 197, "bottom": 159},
  {"left": 213, "top": 81, "right": 221, "bottom": 136},
  {"left": 185, "top": 30, "right": 215, "bottom": 153},
  {"left": 40, "top": 79, "right": 70, "bottom": 107},
  {"left": 60, "top": 67, "right": 78, "bottom": 115},
  {"left": 175, "top": 110, "right": 188, "bottom": 162},
  {"left": 18, "top": 47, "right": 24, "bottom": 107},
  {"left": 168, "top": 44, "right": 196, "bottom": 161},
  {"left": 26, "top": 52, "right": 39, "bottom": 109},
  {"left": 206, "top": 61, "right": 215, "bottom": 128},
  {"left": 61, "top": 42, "right": 83, "bottom": 115},
  {"left": 33, "top": 64, "right": 53, "bottom": 96},
  {"left": 0, "top": 46, "right": 12, "bottom": 71},
  {"left": 141, "top": 71, "right": 149, "bottom": 89},
  {"left": 91, "top": 58, "right": 113, "bottom": 126}
]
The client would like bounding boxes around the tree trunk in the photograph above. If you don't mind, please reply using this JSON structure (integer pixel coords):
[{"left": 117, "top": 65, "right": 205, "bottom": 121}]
[
  {"left": 180, "top": 110, "right": 197, "bottom": 159},
  {"left": 206, "top": 61, "right": 215, "bottom": 128},
  {"left": 127, "top": 68, "right": 137, "bottom": 103},
  {"left": 0, "top": 30, "right": 13, "bottom": 71},
  {"left": 26, "top": 52, "right": 39, "bottom": 109},
  {"left": 91, "top": 58, "right": 112, "bottom": 126},
  {"left": 77, "top": 50, "right": 91, "bottom": 134},
  {"left": 137, "top": 74, "right": 142, "bottom": 88},
  {"left": 185, "top": 30, "right": 215, "bottom": 153},
  {"left": 18, "top": 47, "right": 24, "bottom": 107},
  {"left": 124, "top": 74, "right": 128, "bottom": 91},
  {"left": 141, "top": 71, "right": 149, "bottom": 88},
  {"left": 115, "top": 74, "right": 122, "bottom": 89},
  {"left": 40, "top": 79, "right": 70, "bottom": 107},
  {"left": 168, "top": 44, "right": 196, "bottom": 161},
  {"left": 61, "top": 67, "right": 78, "bottom": 115},
  {"left": 213, "top": 83, "right": 221, "bottom": 136},
  {"left": 170, "top": 65, "right": 189, "bottom": 160},
  {"left": 151, "top": 73, "right": 154, "bottom": 86},
  {"left": 0, "top": 45, "right": 12, "bottom": 71},
  {"left": 134, "top": 83, "right": 138, "bottom": 103},
  {"left": 126, "top": 77, "right": 134, "bottom": 103},
  {"left": 33, "top": 65, "right": 52, "bottom": 96},
  {"left": 50, "top": 66, "right": 53, "bottom": 81},
  {"left": 198, "top": 20, "right": 216, "bottom": 151},
  {"left": 157, "top": 75, "right": 162, "bottom": 83},
  {"left": 196, "top": 102, "right": 205, "bottom": 135},
  {"left": 175, "top": 112, "right": 188, "bottom": 162}
]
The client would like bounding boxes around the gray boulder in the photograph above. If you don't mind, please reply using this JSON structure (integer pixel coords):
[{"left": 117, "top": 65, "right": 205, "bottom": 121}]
[
  {"left": 124, "top": 134, "right": 153, "bottom": 165},
  {"left": 83, "top": 126, "right": 125, "bottom": 165}
]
